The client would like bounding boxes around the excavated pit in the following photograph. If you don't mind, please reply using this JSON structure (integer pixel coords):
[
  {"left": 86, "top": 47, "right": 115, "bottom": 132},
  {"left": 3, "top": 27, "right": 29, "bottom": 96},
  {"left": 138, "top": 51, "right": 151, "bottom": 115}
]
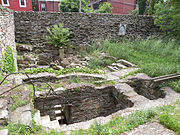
[
  {"left": 126, "top": 74, "right": 166, "bottom": 100},
  {"left": 34, "top": 85, "right": 134, "bottom": 125}
]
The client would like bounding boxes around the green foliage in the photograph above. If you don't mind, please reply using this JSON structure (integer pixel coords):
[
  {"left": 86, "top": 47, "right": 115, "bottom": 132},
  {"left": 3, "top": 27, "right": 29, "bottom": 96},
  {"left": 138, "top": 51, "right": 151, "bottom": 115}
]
[
  {"left": 59, "top": 0, "right": 90, "bottom": 12},
  {"left": 59, "top": 0, "right": 112, "bottom": 13},
  {"left": 11, "top": 95, "right": 28, "bottom": 111},
  {"left": 130, "top": 8, "right": 139, "bottom": 15},
  {"left": 46, "top": 23, "right": 71, "bottom": 49},
  {"left": 138, "top": 0, "right": 147, "bottom": 15},
  {"left": 148, "top": 0, "right": 156, "bottom": 15},
  {"left": 153, "top": 0, "right": 180, "bottom": 39},
  {"left": 2, "top": 46, "right": 16, "bottom": 73},
  {"left": 0, "top": 75, "right": 8, "bottom": 84},
  {"left": 87, "top": 39, "right": 180, "bottom": 77},
  {"left": 159, "top": 113, "right": 180, "bottom": 134},
  {"left": 43, "top": 130, "right": 65, "bottom": 135},
  {"left": 167, "top": 80, "right": 180, "bottom": 93},
  {"left": 2, "top": 122, "right": 42, "bottom": 135},
  {"left": 95, "top": 2, "right": 112, "bottom": 13},
  {"left": 119, "top": 70, "right": 140, "bottom": 79},
  {"left": 25, "top": 67, "right": 104, "bottom": 75},
  {"left": 71, "top": 109, "right": 157, "bottom": 135}
]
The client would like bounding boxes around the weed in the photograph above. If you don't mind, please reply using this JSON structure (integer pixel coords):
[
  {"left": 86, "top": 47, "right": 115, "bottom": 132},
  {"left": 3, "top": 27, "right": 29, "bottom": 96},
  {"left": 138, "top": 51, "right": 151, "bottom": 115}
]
[
  {"left": 167, "top": 80, "right": 180, "bottom": 93},
  {"left": 93, "top": 80, "right": 115, "bottom": 86},
  {"left": 159, "top": 113, "right": 180, "bottom": 134},
  {"left": 73, "top": 87, "right": 81, "bottom": 92},
  {"left": 42, "top": 129, "right": 65, "bottom": 135},
  {"left": 119, "top": 70, "right": 140, "bottom": 79},
  {"left": 25, "top": 67, "right": 104, "bottom": 75},
  {"left": 11, "top": 95, "right": 28, "bottom": 111}
]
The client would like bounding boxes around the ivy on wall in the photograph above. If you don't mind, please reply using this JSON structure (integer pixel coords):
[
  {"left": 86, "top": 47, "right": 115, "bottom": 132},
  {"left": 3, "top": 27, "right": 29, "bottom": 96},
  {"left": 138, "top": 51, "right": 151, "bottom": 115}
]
[{"left": 2, "top": 45, "right": 16, "bottom": 73}]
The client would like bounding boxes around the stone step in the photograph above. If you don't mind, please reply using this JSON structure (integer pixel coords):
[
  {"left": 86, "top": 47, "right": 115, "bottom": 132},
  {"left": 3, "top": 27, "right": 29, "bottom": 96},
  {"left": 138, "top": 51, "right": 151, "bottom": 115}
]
[
  {"left": 53, "top": 105, "right": 62, "bottom": 110},
  {"left": 0, "top": 109, "right": 8, "bottom": 124},
  {"left": 49, "top": 120, "right": 60, "bottom": 129},
  {"left": 116, "top": 59, "right": 135, "bottom": 67},
  {"left": 107, "top": 66, "right": 119, "bottom": 72},
  {"left": 41, "top": 115, "right": 51, "bottom": 128},
  {"left": 55, "top": 110, "right": 62, "bottom": 114},
  {"left": 34, "top": 110, "right": 41, "bottom": 125},
  {"left": 112, "top": 63, "right": 127, "bottom": 69},
  {"left": 56, "top": 116, "right": 64, "bottom": 120}
]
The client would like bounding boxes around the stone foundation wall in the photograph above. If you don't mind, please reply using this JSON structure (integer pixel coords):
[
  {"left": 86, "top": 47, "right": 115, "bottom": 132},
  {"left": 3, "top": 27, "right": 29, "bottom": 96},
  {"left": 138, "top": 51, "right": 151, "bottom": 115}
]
[
  {"left": 0, "top": 6, "right": 17, "bottom": 71},
  {"left": 34, "top": 85, "right": 133, "bottom": 124}
]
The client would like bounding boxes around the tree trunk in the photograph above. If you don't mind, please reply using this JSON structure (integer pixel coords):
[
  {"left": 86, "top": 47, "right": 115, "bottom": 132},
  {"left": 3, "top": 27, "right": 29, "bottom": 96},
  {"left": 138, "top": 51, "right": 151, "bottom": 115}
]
[{"left": 59, "top": 47, "right": 64, "bottom": 60}]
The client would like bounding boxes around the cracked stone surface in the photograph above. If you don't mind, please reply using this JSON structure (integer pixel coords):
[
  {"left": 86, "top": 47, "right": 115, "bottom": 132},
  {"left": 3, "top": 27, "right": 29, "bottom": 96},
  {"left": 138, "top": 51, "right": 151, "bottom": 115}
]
[
  {"left": 10, "top": 104, "right": 32, "bottom": 127},
  {"left": 0, "top": 129, "right": 9, "bottom": 135},
  {"left": 121, "top": 122, "right": 176, "bottom": 135}
]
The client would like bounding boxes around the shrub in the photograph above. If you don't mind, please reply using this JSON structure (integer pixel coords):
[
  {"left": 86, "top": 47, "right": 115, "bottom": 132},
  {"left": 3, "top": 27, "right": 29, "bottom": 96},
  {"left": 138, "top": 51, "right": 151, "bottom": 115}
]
[
  {"left": 46, "top": 23, "right": 72, "bottom": 49},
  {"left": 153, "top": 0, "right": 180, "bottom": 39},
  {"left": 2, "top": 45, "right": 16, "bottom": 73}
]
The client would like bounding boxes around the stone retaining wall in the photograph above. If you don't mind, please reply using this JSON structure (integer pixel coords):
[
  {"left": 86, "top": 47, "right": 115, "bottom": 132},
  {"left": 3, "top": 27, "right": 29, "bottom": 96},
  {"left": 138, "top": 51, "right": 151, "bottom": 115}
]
[
  {"left": 0, "top": 6, "right": 17, "bottom": 71},
  {"left": 14, "top": 11, "right": 160, "bottom": 49}
]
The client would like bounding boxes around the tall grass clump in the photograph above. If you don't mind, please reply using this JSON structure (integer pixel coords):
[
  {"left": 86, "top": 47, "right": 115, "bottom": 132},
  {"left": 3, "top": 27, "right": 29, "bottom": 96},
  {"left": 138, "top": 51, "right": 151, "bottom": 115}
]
[{"left": 86, "top": 38, "right": 180, "bottom": 77}]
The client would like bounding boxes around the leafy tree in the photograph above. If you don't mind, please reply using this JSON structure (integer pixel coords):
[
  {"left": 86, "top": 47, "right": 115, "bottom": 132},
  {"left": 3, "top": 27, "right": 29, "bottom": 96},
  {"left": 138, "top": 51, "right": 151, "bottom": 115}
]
[
  {"left": 59, "top": 0, "right": 112, "bottom": 13},
  {"left": 153, "top": 0, "right": 180, "bottom": 39},
  {"left": 148, "top": 0, "right": 156, "bottom": 15},
  {"left": 95, "top": 2, "right": 112, "bottom": 13},
  {"left": 148, "top": 0, "right": 163, "bottom": 15},
  {"left": 59, "top": 0, "right": 90, "bottom": 12},
  {"left": 138, "top": 0, "right": 147, "bottom": 15}
]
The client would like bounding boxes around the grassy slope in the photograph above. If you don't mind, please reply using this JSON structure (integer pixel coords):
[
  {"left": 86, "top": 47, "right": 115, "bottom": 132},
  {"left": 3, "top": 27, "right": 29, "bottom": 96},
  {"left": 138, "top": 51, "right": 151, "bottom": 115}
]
[
  {"left": 88, "top": 38, "right": 180, "bottom": 77},
  {"left": 86, "top": 38, "right": 180, "bottom": 92}
]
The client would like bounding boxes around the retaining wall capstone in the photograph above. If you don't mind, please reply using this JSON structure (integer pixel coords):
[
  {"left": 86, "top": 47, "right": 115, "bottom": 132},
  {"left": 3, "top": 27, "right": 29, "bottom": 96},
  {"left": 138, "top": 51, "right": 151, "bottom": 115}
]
[{"left": 0, "top": 6, "right": 17, "bottom": 71}]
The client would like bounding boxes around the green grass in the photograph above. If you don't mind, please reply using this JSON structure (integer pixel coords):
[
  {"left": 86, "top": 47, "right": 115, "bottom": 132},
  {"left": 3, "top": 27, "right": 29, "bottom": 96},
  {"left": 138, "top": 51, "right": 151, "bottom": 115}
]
[
  {"left": 86, "top": 38, "right": 180, "bottom": 77},
  {"left": 71, "top": 102, "right": 180, "bottom": 135},
  {"left": 158, "top": 100, "right": 180, "bottom": 134},
  {"left": 11, "top": 95, "right": 29, "bottom": 111},
  {"left": 2, "top": 121, "right": 42, "bottom": 135},
  {"left": 24, "top": 67, "right": 104, "bottom": 75},
  {"left": 1, "top": 121, "right": 64, "bottom": 135},
  {"left": 0, "top": 75, "right": 8, "bottom": 84},
  {"left": 167, "top": 80, "right": 180, "bottom": 93},
  {"left": 119, "top": 70, "right": 140, "bottom": 79},
  {"left": 159, "top": 113, "right": 180, "bottom": 134},
  {"left": 71, "top": 109, "right": 157, "bottom": 135}
]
